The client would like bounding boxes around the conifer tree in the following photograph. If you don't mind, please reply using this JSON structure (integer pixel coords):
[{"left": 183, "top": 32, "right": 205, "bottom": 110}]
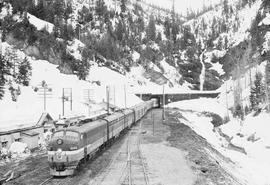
[
  {"left": 95, "top": 0, "right": 106, "bottom": 18},
  {"left": 223, "top": 0, "right": 229, "bottom": 15},
  {"left": 16, "top": 57, "right": 32, "bottom": 86},
  {"left": 120, "top": 0, "right": 126, "bottom": 13},
  {"left": 265, "top": 61, "right": 270, "bottom": 109},
  {"left": 53, "top": 0, "right": 65, "bottom": 19},
  {"left": 4, "top": 47, "right": 19, "bottom": 78},
  {"left": 0, "top": 53, "right": 12, "bottom": 99},
  {"left": 250, "top": 72, "right": 265, "bottom": 111},
  {"left": 115, "top": 20, "right": 125, "bottom": 42},
  {"left": 147, "top": 15, "right": 156, "bottom": 41},
  {"left": 0, "top": 55, "right": 7, "bottom": 99},
  {"left": 164, "top": 17, "right": 171, "bottom": 39}
]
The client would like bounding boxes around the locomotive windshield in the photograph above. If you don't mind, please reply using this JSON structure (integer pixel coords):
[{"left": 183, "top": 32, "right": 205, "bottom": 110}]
[
  {"left": 66, "top": 131, "right": 80, "bottom": 140},
  {"left": 53, "top": 131, "right": 64, "bottom": 138}
]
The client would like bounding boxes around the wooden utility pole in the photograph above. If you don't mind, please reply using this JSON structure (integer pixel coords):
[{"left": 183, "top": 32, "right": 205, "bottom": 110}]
[
  {"left": 162, "top": 84, "right": 165, "bottom": 121},
  {"left": 62, "top": 88, "right": 65, "bottom": 116},
  {"left": 124, "top": 85, "right": 127, "bottom": 108},
  {"left": 106, "top": 86, "right": 110, "bottom": 114},
  {"left": 83, "top": 89, "right": 94, "bottom": 116},
  {"left": 37, "top": 81, "right": 52, "bottom": 111},
  {"left": 265, "top": 61, "right": 270, "bottom": 111},
  {"left": 70, "top": 88, "right": 73, "bottom": 111},
  {"left": 62, "top": 88, "right": 73, "bottom": 116},
  {"left": 152, "top": 108, "right": 154, "bottom": 136},
  {"left": 225, "top": 81, "right": 229, "bottom": 119},
  {"left": 114, "top": 86, "right": 116, "bottom": 106}
]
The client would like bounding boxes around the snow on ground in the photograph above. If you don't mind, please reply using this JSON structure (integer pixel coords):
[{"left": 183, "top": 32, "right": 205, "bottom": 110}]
[
  {"left": 66, "top": 39, "right": 85, "bottom": 60},
  {"left": 127, "top": 65, "right": 209, "bottom": 94},
  {"left": 132, "top": 51, "right": 140, "bottom": 62},
  {"left": 0, "top": 3, "right": 12, "bottom": 19},
  {"left": 231, "top": 0, "right": 262, "bottom": 47},
  {"left": 141, "top": 142, "right": 196, "bottom": 185},
  {"left": 159, "top": 59, "right": 182, "bottom": 86},
  {"left": 0, "top": 43, "right": 142, "bottom": 131},
  {"left": 143, "top": 0, "right": 221, "bottom": 15},
  {"left": 168, "top": 98, "right": 270, "bottom": 185},
  {"left": 262, "top": 31, "right": 270, "bottom": 55},
  {"left": 27, "top": 13, "right": 54, "bottom": 33},
  {"left": 211, "top": 62, "right": 224, "bottom": 75},
  {"left": 168, "top": 98, "right": 227, "bottom": 117},
  {"left": 259, "top": 12, "right": 270, "bottom": 26},
  {"left": 219, "top": 112, "right": 270, "bottom": 185},
  {"left": 9, "top": 142, "right": 28, "bottom": 154}
]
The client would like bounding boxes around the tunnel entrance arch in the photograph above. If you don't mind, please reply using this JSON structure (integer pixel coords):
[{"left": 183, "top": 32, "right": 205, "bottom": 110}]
[{"left": 150, "top": 95, "right": 161, "bottom": 108}]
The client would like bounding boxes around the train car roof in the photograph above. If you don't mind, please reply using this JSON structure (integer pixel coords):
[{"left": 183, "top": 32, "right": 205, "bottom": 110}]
[
  {"left": 64, "top": 119, "right": 107, "bottom": 134},
  {"left": 130, "top": 102, "right": 145, "bottom": 109},
  {"left": 122, "top": 109, "right": 133, "bottom": 114},
  {"left": 103, "top": 112, "right": 124, "bottom": 122}
]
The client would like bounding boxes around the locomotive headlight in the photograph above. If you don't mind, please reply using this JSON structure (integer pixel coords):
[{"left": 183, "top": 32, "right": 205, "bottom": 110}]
[
  {"left": 57, "top": 148, "right": 62, "bottom": 159},
  {"left": 70, "top": 146, "right": 78, "bottom": 151},
  {"left": 57, "top": 139, "right": 63, "bottom": 145}
]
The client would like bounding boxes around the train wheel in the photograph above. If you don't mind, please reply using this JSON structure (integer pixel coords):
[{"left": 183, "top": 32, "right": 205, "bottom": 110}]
[
  {"left": 76, "top": 160, "right": 83, "bottom": 172},
  {"left": 84, "top": 154, "right": 89, "bottom": 163}
]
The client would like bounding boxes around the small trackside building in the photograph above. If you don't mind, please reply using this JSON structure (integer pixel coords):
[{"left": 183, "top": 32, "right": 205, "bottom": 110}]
[
  {"left": 0, "top": 126, "right": 44, "bottom": 150},
  {"left": 0, "top": 112, "right": 54, "bottom": 150}
]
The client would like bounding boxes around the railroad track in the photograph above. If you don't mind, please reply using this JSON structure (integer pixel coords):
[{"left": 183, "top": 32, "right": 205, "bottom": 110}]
[
  {"left": 38, "top": 176, "right": 73, "bottom": 185},
  {"left": 88, "top": 122, "right": 150, "bottom": 185},
  {"left": 123, "top": 125, "right": 149, "bottom": 185},
  {"left": 88, "top": 133, "right": 131, "bottom": 185}
]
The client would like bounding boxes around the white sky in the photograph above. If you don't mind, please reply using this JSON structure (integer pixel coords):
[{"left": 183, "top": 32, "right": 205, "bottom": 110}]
[{"left": 145, "top": 0, "right": 221, "bottom": 15}]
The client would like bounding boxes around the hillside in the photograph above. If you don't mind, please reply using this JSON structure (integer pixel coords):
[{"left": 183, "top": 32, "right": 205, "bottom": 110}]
[{"left": 1, "top": 0, "right": 270, "bottom": 124}]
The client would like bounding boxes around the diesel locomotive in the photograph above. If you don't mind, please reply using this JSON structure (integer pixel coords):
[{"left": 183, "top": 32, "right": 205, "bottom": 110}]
[{"left": 47, "top": 99, "right": 158, "bottom": 176}]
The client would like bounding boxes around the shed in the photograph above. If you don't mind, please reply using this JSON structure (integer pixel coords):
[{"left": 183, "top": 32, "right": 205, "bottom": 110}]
[{"left": 21, "top": 130, "right": 40, "bottom": 149}]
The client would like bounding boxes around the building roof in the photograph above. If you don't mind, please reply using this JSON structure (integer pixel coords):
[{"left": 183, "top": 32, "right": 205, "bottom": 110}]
[
  {"left": 0, "top": 125, "right": 43, "bottom": 136},
  {"left": 36, "top": 112, "right": 54, "bottom": 126},
  {"left": 21, "top": 130, "right": 39, "bottom": 137}
]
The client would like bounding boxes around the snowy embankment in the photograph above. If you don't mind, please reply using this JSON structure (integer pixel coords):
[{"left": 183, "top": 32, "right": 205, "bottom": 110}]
[
  {"left": 167, "top": 98, "right": 270, "bottom": 185},
  {"left": 0, "top": 42, "right": 142, "bottom": 132}
]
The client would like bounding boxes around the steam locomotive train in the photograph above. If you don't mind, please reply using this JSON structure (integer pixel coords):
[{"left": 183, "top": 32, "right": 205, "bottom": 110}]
[{"left": 47, "top": 99, "right": 159, "bottom": 176}]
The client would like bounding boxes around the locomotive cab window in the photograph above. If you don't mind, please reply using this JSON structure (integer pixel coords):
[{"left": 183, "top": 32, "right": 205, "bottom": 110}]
[
  {"left": 52, "top": 131, "right": 64, "bottom": 138},
  {"left": 66, "top": 131, "right": 80, "bottom": 140}
]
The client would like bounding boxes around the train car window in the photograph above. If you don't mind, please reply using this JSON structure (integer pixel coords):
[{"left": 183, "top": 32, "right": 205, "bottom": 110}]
[{"left": 53, "top": 131, "right": 64, "bottom": 138}]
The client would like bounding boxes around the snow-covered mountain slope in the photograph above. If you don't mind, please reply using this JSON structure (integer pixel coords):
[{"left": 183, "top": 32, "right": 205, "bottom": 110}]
[
  {"left": 0, "top": 42, "right": 142, "bottom": 131},
  {"left": 1, "top": 0, "right": 269, "bottom": 130}
]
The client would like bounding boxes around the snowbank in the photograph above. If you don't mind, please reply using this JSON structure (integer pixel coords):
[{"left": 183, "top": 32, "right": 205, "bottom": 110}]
[
  {"left": 144, "top": 0, "right": 220, "bottom": 15},
  {"left": 220, "top": 113, "right": 270, "bottom": 185},
  {"left": 221, "top": 112, "right": 270, "bottom": 152},
  {"left": 0, "top": 43, "right": 142, "bottom": 131},
  {"left": 259, "top": 13, "right": 270, "bottom": 26},
  {"left": 169, "top": 98, "right": 270, "bottom": 185},
  {"left": 168, "top": 98, "right": 227, "bottom": 117},
  {"left": 9, "top": 142, "right": 28, "bottom": 154}
]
